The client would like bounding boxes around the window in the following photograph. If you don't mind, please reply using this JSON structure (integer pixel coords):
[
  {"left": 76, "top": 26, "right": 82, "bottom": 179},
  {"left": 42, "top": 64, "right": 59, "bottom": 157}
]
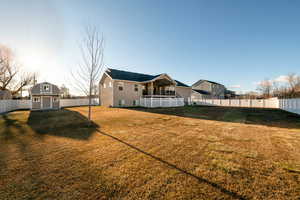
[
  {"left": 133, "top": 100, "right": 138, "bottom": 106},
  {"left": 109, "top": 82, "right": 112, "bottom": 87},
  {"left": 117, "top": 82, "right": 124, "bottom": 91},
  {"left": 118, "top": 99, "right": 125, "bottom": 106},
  {"left": 103, "top": 83, "right": 106, "bottom": 88},
  {"left": 53, "top": 97, "right": 58, "bottom": 102},
  {"left": 134, "top": 84, "right": 138, "bottom": 92},
  {"left": 33, "top": 97, "right": 40, "bottom": 102},
  {"left": 43, "top": 84, "right": 50, "bottom": 91}
]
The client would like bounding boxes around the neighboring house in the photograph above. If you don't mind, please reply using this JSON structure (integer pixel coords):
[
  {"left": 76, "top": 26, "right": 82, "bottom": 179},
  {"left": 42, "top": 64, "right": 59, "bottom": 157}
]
[
  {"left": 99, "top": 68, "right": 191, "bottom": 107},
  {"left": 30, "top": 82, "right": 60, "bottom": 110},
  {"left": 225, "top": 89, "right": 236, "bottom": 99},
  {"left": 192, "top": 80, "right": 226, "bottom": 99},
  {"left": 0, "top": 90, "right": 12, "bottom": 100}
]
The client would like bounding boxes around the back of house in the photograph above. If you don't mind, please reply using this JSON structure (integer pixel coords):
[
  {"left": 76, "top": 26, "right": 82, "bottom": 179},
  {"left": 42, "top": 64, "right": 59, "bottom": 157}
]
[{"left": 99, "top": 68, "right": 191, "bottom": 107}]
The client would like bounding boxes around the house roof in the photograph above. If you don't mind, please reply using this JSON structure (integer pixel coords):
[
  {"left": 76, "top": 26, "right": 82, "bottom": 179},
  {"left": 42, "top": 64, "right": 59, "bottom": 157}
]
[
  {"left": 175, "top": 80, "right": 189, "bottom": 87},
  {"left": 192, "top": 89, "right": 211, "bottom": 95},
  {"left": 192, "top": 79, "right": 224, "bottom": 87},
  {"left": 106, "top": 68, "right": 190, "bottom": 87}
]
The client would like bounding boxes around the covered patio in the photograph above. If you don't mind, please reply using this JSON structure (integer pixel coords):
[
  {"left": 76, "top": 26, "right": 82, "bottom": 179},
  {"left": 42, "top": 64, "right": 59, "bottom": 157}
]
[{"left": 142, "top": 74, "right": 177, "bottom": 98}]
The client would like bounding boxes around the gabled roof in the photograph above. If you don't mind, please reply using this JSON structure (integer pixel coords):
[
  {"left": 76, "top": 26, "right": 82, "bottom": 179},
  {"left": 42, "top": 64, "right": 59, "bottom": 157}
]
[
  {"left": 192, "top": 89, "right": 211, "bottom": 95},
  {"left": 106, "top": 68, "right": 190, "bottom": 87},
  {"left": 192, "top": 79, "right": 224, "bottom": 87},
  {"left": 107, "top": 68, "right": 159, "bottom": 82},
  {"left": 175, "top": 80, "right": 190, "bottom": 87}
]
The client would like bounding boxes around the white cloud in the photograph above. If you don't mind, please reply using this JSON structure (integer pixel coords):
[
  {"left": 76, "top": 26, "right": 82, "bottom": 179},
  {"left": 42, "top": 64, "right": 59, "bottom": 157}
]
[
  {"left": 274, "top": 75, "right": 288, "bottom": 83},
  {"left": 229, "top": 84, "right": 241, "bottom": 88},
  {"left": 253, "top": 75, "right": 289, "bottom": 86}
]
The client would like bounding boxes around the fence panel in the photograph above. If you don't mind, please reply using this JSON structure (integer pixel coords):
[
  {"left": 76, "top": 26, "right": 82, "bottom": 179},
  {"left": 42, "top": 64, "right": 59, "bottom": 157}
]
[
  {"left": 240, "top": 99, "right": 251, "bottom": 107},
  {"left": 230, "top": 99, "right": 240, "bottom": 107},
  {"left": 139, "top": 98, "right": 184, "bottom": 108},
  {"left": 279, "top": 98, "right": 300, "bottom": 115},
  {"left": 0, "top": 100, "right": 31, "bottom": 113},
  {"left": 60, "top": 98, "right": 99, "bottom": 108}
]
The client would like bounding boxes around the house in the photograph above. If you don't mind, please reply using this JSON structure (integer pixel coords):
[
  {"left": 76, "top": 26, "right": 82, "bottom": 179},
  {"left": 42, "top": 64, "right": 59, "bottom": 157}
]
[
  {"left": 0, "top": 90, "right": 12, "bottom": 100},
  {"left": 225, "top": 89, "right": 236, "bottom": 99},
  {"left": 30, "top": 82, "right": 60, "bottom": 110},
  {"left": 99, "top": 68, "right": 191, "bottom": 107},
  {"left": 191, "top": 80, "right": 226, "bottom": 99}
]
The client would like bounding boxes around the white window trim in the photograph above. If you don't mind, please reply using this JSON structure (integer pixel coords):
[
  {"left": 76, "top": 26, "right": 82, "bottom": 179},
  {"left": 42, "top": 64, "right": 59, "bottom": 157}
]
[
  {"left": 117, "top": 82, "right": 124, "bottom": 91},
  {"left": 103, "top": 83, "right": 106, "bottom": 88},
  {"left": 109, "top": 82, "right": 112, "bottom": 87},
  {"left": 134, "top": 84, "right": 139, "bottom": 92},
  {"left": 33, "top": 97, "right": 40, "bottom": 102},
  {"left": 41, "top": 84, "right": 52, "bottom": 94}
]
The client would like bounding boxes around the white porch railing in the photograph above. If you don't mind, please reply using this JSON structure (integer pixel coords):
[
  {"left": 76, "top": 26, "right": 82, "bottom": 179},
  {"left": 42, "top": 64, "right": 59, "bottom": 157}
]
[{"left": 139, "top": 97, "right": 184, "bottom": 108}]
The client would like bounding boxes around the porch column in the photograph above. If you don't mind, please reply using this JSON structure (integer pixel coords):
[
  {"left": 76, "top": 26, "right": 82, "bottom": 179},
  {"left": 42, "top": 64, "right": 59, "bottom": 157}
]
[
  {"left": 174, "top": 83, "right": 176, "bottom": 97},
  {"left": 150, "top": 82, "right": 154, "bottom": 96}
]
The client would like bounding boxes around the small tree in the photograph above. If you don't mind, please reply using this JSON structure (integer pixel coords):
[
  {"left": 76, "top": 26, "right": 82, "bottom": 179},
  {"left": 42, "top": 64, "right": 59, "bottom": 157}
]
[
  {"left": 287, "top": 73, "right": 300, "bottom": 97},
  {"left": 71, "top": 25, "right": 104, "bottom": 122}
]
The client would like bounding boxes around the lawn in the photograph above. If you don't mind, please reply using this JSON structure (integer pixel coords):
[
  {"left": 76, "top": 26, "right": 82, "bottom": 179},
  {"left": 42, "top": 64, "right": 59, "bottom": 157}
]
[{"left": 0, "top": 106, "right": 300, "bottom": 200}]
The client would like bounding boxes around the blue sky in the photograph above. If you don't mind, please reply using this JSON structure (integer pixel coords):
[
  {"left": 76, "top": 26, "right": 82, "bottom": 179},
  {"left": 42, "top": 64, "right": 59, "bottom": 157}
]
[{"left": 1, "top": 0, "right": 300, "bottom": 94}]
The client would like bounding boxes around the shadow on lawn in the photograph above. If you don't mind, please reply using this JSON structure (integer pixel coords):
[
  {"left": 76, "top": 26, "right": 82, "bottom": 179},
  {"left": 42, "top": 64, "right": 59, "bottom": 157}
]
[
  {"left": 127, "top": 106, "right": 300, "bottom": 129},
  {"left": 96, "top": 129, "right": 248, "bottom": 200},
  {"left": 27, "top": 109, "right": 98, "bottom": 140}
]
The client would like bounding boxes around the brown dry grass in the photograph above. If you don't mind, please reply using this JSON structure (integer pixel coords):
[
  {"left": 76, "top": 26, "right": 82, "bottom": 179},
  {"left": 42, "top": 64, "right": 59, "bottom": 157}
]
[{"left": 0, "top": 106, "right": 300, "bottom": 200}]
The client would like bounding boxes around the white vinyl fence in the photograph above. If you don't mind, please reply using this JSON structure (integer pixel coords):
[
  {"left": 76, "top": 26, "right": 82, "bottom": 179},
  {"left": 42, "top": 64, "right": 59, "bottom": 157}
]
[
  {"left": 60, "top": 98, "right": 99, "bottom": 108},
  {"left": 192, "top": 98, "right": 279, "bottom": 109},
  {"left": 0, "top": 100, "right": 31, "bottom": 113},
  {"left": 0, "top": 98, "right": 99, "bottom": 114},
  {"left": 140, "top": 98, "right": 184, "bottom": 108},
  {"left": 279, "top": 98, "right": 300, "bottom": 115}
]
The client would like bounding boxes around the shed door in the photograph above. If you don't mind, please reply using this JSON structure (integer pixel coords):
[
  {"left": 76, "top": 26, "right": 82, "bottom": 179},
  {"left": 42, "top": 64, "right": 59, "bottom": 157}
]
[{"left": 42, "top": 96, "right": 51, "bottom": 109}]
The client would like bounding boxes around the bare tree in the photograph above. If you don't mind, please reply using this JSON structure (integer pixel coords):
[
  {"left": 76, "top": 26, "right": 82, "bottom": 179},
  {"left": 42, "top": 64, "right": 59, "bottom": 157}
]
[
  {"left": 71, "top": 25, "right": 104, "bottom": 122},
  {"left": 60, "top": 84, "right": 71, "bottom": 99},
  {"left": 0, "top": 44, "right": 35, "bottom": 97},
  {"left": 256, "top": 79, "right": 273, "bottom": 98},
  {"left": 286, "top": 73, "right": 300, "bottom": 97}
]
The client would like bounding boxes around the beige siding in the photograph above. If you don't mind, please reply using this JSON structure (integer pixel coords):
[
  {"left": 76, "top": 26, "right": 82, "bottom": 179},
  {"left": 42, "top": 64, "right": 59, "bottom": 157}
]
[
  {"left": 193, "top": 81, "right": 211, "bottom": 91},
  {"left": 99, "top": 74, "right": 113, "bottom": 106},
  {"left": 113, "top": 81, "right": 143, "bottom": 107},
  {"left": 192, "top": 81, "right": 225, "bottom": 99},
  {"left": 175, "top": 86, "right": 192, "bottom": 103},
  {"left": 32, "top": 102, "right": 41, "bottom": 110},
  {"left": 191, "top": 90, "right": 210, "bottom": 99}
]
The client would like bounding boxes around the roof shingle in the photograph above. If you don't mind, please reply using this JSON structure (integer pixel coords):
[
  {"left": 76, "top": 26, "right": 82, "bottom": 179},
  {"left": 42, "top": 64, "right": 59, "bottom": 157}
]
[{"left": 106, "top": 68, "right": 189, "bottom": 87}]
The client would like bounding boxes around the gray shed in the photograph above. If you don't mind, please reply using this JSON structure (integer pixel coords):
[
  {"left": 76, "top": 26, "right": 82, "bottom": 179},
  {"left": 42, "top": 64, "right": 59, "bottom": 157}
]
[{"left": 30, "top": 82, "right": 60, "bottom": 110}]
